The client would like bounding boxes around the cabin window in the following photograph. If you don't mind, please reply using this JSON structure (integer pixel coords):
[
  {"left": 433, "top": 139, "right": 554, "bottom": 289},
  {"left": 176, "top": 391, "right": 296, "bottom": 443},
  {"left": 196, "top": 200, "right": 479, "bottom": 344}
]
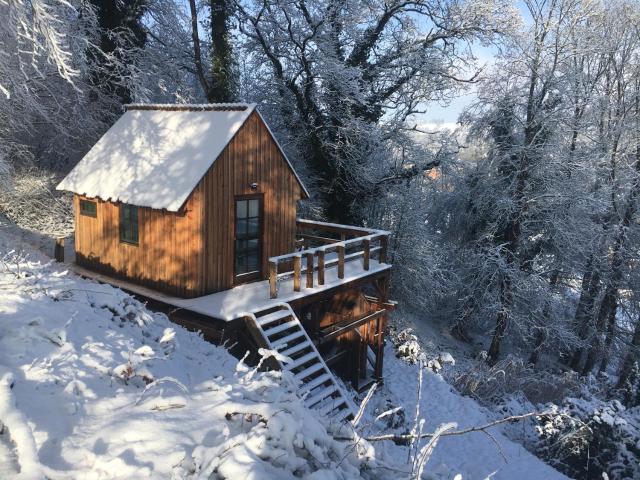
[
  {"left": 119, "top": 204, "right": 139, "bottom": 245},
  {"left": 79, "top": 199, "right": 97, "bottom": 218},
  {"left": 235, "top": 197, "right": 262, "bottom": 279}
]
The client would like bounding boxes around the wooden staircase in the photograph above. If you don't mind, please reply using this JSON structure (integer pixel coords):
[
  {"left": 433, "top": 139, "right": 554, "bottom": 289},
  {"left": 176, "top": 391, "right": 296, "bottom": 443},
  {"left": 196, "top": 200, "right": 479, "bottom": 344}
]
[{"left": 245, "top": 303, "right": 356, "bottom": 423}]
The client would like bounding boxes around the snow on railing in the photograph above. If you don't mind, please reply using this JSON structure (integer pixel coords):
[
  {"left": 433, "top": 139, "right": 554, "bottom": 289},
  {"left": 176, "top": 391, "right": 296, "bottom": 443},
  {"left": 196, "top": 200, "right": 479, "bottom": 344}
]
[{"left": 267, "top": 219, "right": 390, "bottom": 299}]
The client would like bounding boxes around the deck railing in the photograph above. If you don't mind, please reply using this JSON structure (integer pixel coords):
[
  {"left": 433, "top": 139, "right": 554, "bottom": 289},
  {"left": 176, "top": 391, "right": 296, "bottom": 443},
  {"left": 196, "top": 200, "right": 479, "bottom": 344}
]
[{"left": 268, "top": 219, "right": 390, "bottom": 299}]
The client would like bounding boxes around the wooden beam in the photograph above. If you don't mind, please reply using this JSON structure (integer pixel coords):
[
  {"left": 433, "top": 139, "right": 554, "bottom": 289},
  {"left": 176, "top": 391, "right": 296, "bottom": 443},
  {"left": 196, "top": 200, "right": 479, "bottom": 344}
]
[
  {"left": 317, "top": 250, "right": 325, "bottom": 285},
  {"left": 337, "top": 245, "right": 345, "bottom": 279},
  {"left": 325, "top": 349, "right": 349, "bottom": 367},
  {"left": 296, "top": 218, "right": 384, "bottom": 238},
  {"left": 306, "top": 252, "right": 314, "bottom": 288},
  {"left": 297, "top": 233, "right": 339, "bottom": 245},
  {"left": 293, "top": 256, "right": 301, "bottom": 291},
  {"left": 269, "top": 261, "right": 278, "bottom": 298},
  {"left": 364, "top": 295, "right": 397, "bottom": 311},
  {"left": 375, "top": 313, "right": 386, "bottom": 380},
  {"left": 379, "top": 235, "right": 388, "bottom": 264},
  {"left": 242, "top": 316, "right": 281, "bottom": 371},
  {"left": 318, "top": 309, "right": 386, "bottom": 344},
  {"left": 363, "top": 238, "right": 370, "bottom": 271}
]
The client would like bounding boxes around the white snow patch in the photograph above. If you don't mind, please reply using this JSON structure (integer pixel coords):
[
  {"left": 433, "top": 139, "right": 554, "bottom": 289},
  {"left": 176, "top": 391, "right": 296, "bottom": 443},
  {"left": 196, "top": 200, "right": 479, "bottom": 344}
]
[{"left": 0, "top": 227, "right": 371, "bottom": 479}]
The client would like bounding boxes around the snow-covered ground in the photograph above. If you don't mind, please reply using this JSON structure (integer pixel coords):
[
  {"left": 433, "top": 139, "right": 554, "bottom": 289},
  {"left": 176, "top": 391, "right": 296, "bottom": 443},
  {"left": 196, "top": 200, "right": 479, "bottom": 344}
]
[
  {"left": 0, "top": 220, "right": 565, "bottom": 479},
  {"left": 366, "top": 346, "right": 566, "bottom": 479}
]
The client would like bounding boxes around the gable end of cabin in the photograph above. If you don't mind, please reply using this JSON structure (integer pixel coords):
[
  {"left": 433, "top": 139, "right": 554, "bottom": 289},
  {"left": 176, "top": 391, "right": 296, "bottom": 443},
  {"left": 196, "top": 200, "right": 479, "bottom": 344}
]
[{"left": 198, "top": 110, "right": 305, "bottom": 293}]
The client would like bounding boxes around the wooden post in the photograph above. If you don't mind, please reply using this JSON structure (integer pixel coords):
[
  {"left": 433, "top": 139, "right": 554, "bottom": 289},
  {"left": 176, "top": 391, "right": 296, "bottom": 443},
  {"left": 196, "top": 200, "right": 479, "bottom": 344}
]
[
  {"left": 361, "top": 324, "right": 368, "bottom": 380},
  {"left": 363, "top": 238, "right": 370, "bottom": 271},
  {"left": 338, "top": 244, "right": 345, "bottom": 279},
  {"left": 293, "top": 255, "right": 301, "bottom": 292},
  {"left": 317, "top": 250, "right": 325, "bottom": 285},
  {"left": 375, "top": 274, "right": 389, "bottom": 381},
  {"left": 269, "top": 261, "right": 278, "bottom": 298},
  {"left": 54, "top": 238, "right": 65, "bottom": 263},
  {"left": 375, "top": 314, "right": 384, "bottom": 380},
  {"left": 351, "top": 331, "right": 360, "bottom": 390},
  {"left": 306, "top": 252, "right": 314, "bottom": 288},
  {"left": 379, "top": 235, "right": 388, "bottom": 264}
]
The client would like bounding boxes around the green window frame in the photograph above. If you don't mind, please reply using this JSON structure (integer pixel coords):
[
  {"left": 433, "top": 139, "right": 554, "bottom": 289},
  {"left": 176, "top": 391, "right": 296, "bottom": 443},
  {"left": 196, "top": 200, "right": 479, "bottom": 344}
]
[
  {"left": 79, "top": 199, "right": 97, "bottom": 218},
  {"left": 119, "top": 204, "right": 139, "bottom": 245}
]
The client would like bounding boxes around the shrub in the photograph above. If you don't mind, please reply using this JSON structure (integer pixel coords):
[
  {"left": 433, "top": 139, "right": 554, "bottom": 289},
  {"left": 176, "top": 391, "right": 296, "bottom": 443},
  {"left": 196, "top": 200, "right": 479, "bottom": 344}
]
[{"left": 534, "top": 395, "right": 640, "bottom": 479}]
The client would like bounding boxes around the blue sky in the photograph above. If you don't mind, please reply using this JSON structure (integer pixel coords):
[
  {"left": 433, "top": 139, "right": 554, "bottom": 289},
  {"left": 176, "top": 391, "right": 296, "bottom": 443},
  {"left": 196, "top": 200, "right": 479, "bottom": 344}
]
[
  {"left": 419, "top": 39, "right": 502, "bottom": 125},
  {"left": 419, "top": 1, "right": 529, "bottom": 124},
  {"left": 417, "top": 44, "right": 497, "bottom": 125}
]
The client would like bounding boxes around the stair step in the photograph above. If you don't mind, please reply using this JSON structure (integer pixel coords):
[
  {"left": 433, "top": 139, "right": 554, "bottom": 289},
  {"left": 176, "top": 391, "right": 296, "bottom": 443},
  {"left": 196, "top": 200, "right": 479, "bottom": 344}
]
[
  {"left": 264, "top": 320, "right": 301, "bottom": 337},
  {"left": 271, "top": 331, "right": 305, "bottom": 350},
  {"left": 330, "top": 406, "right": 353, "bottom": 423},
  {"left": 284, "top": 351, "right": 317, "bottom": 371},
  {"left": 299, "top": 373, "right": 332, "bottom": 395},
  {"left": 264, "top": 320, "right": 300, "bottom": 337},
  {"left": 295, "top": 362, "right": 324, "bottom": 381},
  {"left": 280, "top": 341, "right": 311, "bottom": 358},
  {"left": 318, "top": 397, "right": 347, "bottom": 417},
  {"left": 257, "top": 309, "right": 291, "bottom": 326},
  {"left": 304, "top": 384, "right": 338, "bottom": 408}
]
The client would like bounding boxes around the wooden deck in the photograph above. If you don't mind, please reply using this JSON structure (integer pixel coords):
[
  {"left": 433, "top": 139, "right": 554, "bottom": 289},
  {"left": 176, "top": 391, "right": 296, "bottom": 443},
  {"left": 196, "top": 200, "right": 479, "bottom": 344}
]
[{"left": 69, "top": 257, "right": 391, "bottom": 321}]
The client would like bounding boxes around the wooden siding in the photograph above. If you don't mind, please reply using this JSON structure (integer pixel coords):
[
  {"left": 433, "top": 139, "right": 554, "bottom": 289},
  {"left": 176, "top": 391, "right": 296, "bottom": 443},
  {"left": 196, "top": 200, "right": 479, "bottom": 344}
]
[
  {"left": 200, "top": 111, "right": 303, "bottom": 292},
  {"left": 74, "top": 188, "right": 204, "bottom": 298},
  {"left": 73, "top": 110, "right": 303, "bottom": 298}
]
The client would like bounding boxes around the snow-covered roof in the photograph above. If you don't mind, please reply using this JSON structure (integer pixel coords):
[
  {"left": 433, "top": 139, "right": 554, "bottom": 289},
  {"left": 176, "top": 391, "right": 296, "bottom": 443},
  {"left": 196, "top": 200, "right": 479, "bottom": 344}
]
[{"left": 57, "top": 104, "right": 309, "bottom": 211}]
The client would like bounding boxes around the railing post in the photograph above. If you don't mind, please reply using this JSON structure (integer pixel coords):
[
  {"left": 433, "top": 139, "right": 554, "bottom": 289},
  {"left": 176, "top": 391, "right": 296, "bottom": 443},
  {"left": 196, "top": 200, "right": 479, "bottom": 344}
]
[
  {"left": 317, "top": 249, "right": 325, "bottom": 285},
  {"left": 269, "top": 260, "right": 278, "bottom": 298},
  {"left": 306, "top": 252, "right": 314, "bottom": 288},
  {"left": 379, "top": 235, "right": 388, "bottom": 264},
  {"left": 293, "top": 255, "right": 301, "bottom": 292},
  {"left": 363, "top": 238, "right": 370, "bottom": 271},
  {"left": 338, "top": 244, "right": 345, "bottom": 279}
]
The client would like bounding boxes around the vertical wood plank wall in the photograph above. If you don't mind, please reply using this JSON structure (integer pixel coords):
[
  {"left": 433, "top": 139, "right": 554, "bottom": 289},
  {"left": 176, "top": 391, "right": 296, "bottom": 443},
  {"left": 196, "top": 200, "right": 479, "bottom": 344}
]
[
  {"left": 74, "top": 186, "right": 204, "bottom": 298},
  {"left": 73, "top": 110, "right": 303, "bottom": 298},
  {"left": 200, "top": 111, "right": 302, "bottom": 292}
]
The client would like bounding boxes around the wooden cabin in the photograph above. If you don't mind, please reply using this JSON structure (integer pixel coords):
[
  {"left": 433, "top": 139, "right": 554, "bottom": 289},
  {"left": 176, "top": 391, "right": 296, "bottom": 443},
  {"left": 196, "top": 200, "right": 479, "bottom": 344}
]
[
  {"left": 57, "top": 104, "right": 394, "bottom": 419},
  {"left": 58, "top": 104, "right": 307, "bottom": 298}
]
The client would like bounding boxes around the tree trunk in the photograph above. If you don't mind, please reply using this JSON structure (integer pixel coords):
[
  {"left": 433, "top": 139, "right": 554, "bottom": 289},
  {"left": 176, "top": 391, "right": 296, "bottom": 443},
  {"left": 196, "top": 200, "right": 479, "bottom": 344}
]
[
  {"left": 617, "top": 317, "right": 640, "bottom": 389},
  {"left": 598, "top": 293, "right": 619, "bottom": 374},
  {"left": 209, "top": 0, "right": 235, "bottom": 102},
  {"left": 488, "top": 275, "right": 511, "bottom": 362},
  {"left": 582, "top": 287, "right": 614, "bottom": 375},
  {"left": 528, "top": 329, "right": 545, "bottom": 366},
  {"left": 529, "top": 270, "right": 560, "bottom": 366},
  {"left": 569, "top": 258, "right": 600, "bottom": 371}
]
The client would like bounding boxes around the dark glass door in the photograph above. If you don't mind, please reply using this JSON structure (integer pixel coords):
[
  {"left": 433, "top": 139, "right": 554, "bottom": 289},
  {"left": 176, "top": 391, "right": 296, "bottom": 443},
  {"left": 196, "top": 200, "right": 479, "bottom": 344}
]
[{"left": 234, "top": 196, "right": 262, "bottom": 281}]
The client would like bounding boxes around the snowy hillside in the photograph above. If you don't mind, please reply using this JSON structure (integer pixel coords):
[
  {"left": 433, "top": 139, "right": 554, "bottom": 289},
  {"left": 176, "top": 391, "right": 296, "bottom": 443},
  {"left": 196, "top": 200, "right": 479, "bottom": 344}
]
[
  {"left": 0, "top": 224, "right": 565, "bottom": 479},
  {"left": 0, "top": 228, "right": 372, "bottom": 479}
]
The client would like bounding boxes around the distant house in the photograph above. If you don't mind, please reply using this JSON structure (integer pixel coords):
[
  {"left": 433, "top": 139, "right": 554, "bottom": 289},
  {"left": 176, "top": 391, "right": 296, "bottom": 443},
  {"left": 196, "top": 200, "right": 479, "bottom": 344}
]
[{"left": 58, "top": 104, "right": 394, "bottom": 421}]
